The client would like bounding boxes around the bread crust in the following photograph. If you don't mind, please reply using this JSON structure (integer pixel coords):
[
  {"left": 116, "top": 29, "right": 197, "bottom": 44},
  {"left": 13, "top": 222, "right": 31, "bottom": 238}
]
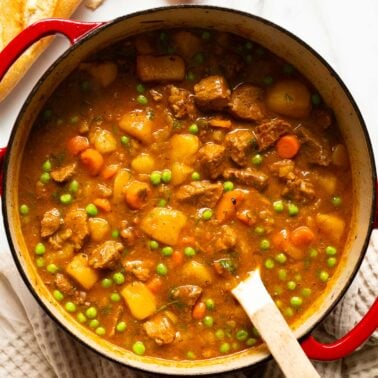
[{"left": 0, "top": 0, "right": 82, "bottom": 102}]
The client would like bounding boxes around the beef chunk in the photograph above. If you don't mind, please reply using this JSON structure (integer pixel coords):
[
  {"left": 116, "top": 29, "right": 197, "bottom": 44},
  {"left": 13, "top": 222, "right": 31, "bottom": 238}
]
[
  {"left": 73, "top": 290, "right": 87, "bottom": 305},
  {"left": 214, "top": 225, "right": 237, "bottom": 252},
  {"left": 64, "top": 208, "right": 89, "bottom": 250},
  {"left": 194, "top": 75, "right": 231, "bottom": 111},
  {"left": 223, "top": 168, "right": 268, "bottom": 191},
  {"left": 170, "top": 285, "right": 202, "bottom": 306},
  {"left": 123, "top": 260, "right": 150, "bottom": 281},
  {"left": 49, "top": 228, "right": 72, "bottom": 250},
  {"left": 108, "top": 304, "right": 124, "bottom": 337},
  {"left": 41, "top": 208, "right": 62, "bottom": 238},
  {"left": 220, "top": 54, "right": 245, "bottom": 79},
  {"left": 50, "top": 163, "right": 77, "bottom": 183},
  {"left": 297, "top": 127, "right": 332, "bottom": 166},
  {"left": 314, "top": 108, "right": 332, "bottom": 129},
  {"left": 229, "top": 84, "right": 266, "bottom": 121},
  {"left": 254, "top": 118, "right": 292, "bottom": 151},
  {"left": 167, "top": 85, "right": 196, "bottom": 119},
  {"left": 89, "top": 240, "right": 123, "bottom": 269},
  {"left": 55, "top": 273, "right": 75, "bottom": 295},
  {"left": 225, "top": 129, "right": 255, "bottom": 166},
  {"left": 143, "top": 314, "right": 176, "bottom": 345},
  {"left": 175, "top": 181, "right": 223, "bottom": 208},
  {"left": 270, "top": 159, "right": 295, "bottom": 179},
  {"left": 198, "top": 143, "right": 226, "bottom": 179}
]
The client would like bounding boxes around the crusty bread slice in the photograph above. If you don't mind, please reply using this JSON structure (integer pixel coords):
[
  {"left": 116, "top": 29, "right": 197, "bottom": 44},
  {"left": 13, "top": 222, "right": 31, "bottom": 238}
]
[{"left": 0, "top": 0, "right": 82, "bottom": 102}]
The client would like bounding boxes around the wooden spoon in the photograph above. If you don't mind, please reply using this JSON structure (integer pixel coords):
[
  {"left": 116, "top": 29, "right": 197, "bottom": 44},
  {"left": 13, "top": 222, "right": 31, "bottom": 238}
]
[{"left": 232, "top": 269, "right": 320, "bottom": 378}]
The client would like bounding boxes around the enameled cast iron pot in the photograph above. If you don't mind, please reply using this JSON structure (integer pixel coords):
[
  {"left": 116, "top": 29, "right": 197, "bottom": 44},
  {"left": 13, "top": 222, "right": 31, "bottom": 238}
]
[{"left": 0, "top": 6, "right": 377, "bottom": 375}]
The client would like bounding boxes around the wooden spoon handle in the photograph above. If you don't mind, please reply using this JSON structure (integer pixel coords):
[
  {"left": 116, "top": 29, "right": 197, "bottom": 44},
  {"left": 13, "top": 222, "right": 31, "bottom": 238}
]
[{"left": 252, "top": 302, "right": 320, "bottom": 378}]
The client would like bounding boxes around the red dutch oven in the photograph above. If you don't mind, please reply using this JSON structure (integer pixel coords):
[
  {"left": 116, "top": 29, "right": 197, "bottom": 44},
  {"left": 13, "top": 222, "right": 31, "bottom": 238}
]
[{"left": 0, "top": 6, "right": 377, "bottom": 375}]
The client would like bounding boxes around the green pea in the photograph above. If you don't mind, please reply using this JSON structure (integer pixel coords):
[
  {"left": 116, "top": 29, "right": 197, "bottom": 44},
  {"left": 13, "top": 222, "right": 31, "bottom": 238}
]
[
  {"left": 219, "top": 342, "right": 231, "bottom": 354},
  {"left": 111, "top": 229, "right": 120, "bottom": 238},
  {"left": 136, "top": 83, "right": 145, "bottom": 93},
  {"left": 309, "top": 248, "right": 318, "bottom": 258},
  {"left": 302, "top": 288, "right": 312, "bottom": 297},
  {"left": 136, "top": 94, "right": 148, "bottom": 105},
  {"left": 203, "top": 315, "right": 214, "bottom": 328},
  {"left": 273, "top": 200, "right": 284, "bottom": 213},
  {"left": 251, "top": 154, "right": 263, "bottom": 165},
  {"left": 331, "top": 196, "right": 342, "bottom": 207},
  {"left": 19, "top": 204, "right": 30, "bottom": 215},
  {"left": 77, "top": 312, "right": 87, "bottom": 323},
  {"left": 246, "top": 337, "right": 257, "bottom": 346},
  {"left": 186, "top": 351, "right": 196, "bottom": 359},
  {"left": 120, "top": 135, "right": 130, "bottom": 145},
  {"left": 53, "top": 290, "right": 64, "bottom": 301},
  {"left": 184, "top": 246, "right": 196, "bottom": 257},
  {"left": 161, "top": 246, "right": 173, "bottom": 256},
  {"left": 245, "top": 54, "right": 253, "bottom": 63},
  {"left": 223, "top": 181, "right": 234, "bottom": 192},
  {"left": 101, "top": 278, "right": 113, "bottom": 288},
  {"left": 35, "top": 257, "right": 45, "bottom": 268},
  {"left": 256, "top": 47, "right": 265, "bottom": 56},
  {"left": 85, "top": 307, "right": 97, "bottom": 319},
  {"left": 236, "top": 329, "right": 249, "bottom": 341},
  {"left": 245, "top": 41, "right": 253, "bottom": 50},
  {"left": 116, "top": 321, "right": 127, "bottom": 332},
  {"left": 260, "top": 239, "right": 270, "bottom": 250},
  {"left": 34, "top": 242, "right": 46, "bottom": 255},
  {"left": 188, "top": 123, "right": 199, "bottom": 135},
  {"left": 95, "top": 326, "right": 106, "bottom": 336},
  {"left": 150, "top": 171, "right": 161, "bottom": 186},
  {"left": 325, "top": 246, "right": 337, "bottom": 256},
  {"left": 294, "top": 273, "right": 302, "bottom": 282},
  {"left": 40, "top": 172, "right": 51, "bottom": 184},
  {"left": 156, "top": 263, "right": 168, "bottom": 276},
  {"left": 288, "top": 203, "right": 299, "bottom": 216},
  {"left": 157, "top": 198, "right": 167, "bottom": 207},
  {"left": 191, "top": 171, "right": 200, "bottom": 181},
  {"left": 89, "top": 319, "right": 99, "bottom": 328},
  {"left": 110, "top": 293, "right": 121, "bottom": 302},
  {"left": 275, "top": 253, "right": 287, "bottom": 264},
  {"left": 254, "top": 226, "right": 265, "bottom": 235},
  {"left": 43, "top": 109, "right": 53, "bottom": 121},
  {"left": 69, "top": 180, "right": 79, "bottom": 194},
  {"left": 278, "top": 268, "right": 287, "bottom": 281},
  {"left": 290, "top": 296, "right": 303, "bottom": 307},
  {"left": 42, "top": 160, "right": 52, "bottom": 172},
  {"left": 311, "top": 93, "right": 321, "bottom": 106},
  {"left": 287, "top": 281, "right": 296, "bottom": 290},
  {"left": 80, "top": 80, "right": 90, "bottom": 91},
  {"left": 202, "top": 209, "right": 213, "bottom": 220},
  {"left": 47, "top": 264, "right": 58, "bottom": 274},
  {"left": 215, "top": 329, "right": 225, "bottom": 340},
  {"left": 327, "top": 257, "right": 337, "bottom": 268},
  {"left": 60, "top": 193, "right": 72, "bottom": 205},
  {"left": 85, "top": 203, "right": 97, "bottom": 216},
  {"left": 161, "top": 169, "right": 172, "bottom": 184},
  {"left": 193, "top": 52, "right": 204, "bottom": 65},
  {"left": 186, "top": 71, "right": 196, "bottom": 81},
  {"left": 263, "top": 76, "right": 274, "bottom": 85},
  {"left": 65, "top": 302, "right": 77, "bottom": 313},
  {"left": 284, "top": 307, "right": 294, "bottom": 317},
  {"left": 132, "top": 341, "right": 146, "bottom": 355},
  {"left": 69, "top": 115, "right": 79, "bottom": 124},
  {"left": 264, "top": 258, "right": 275, "bottom": 269},
  {"left": 149, "top": 240, "right": 159, "bottom": 250},
  {"left": 205, "top": 298, "right": 215, "bottom": 311},
  {"left": 201, "top": 31, "right": 211, "bottom": 40},
  {"left": 113, "top": 272, "right": 125, "bottom": 285},
  {"left": 283, "top": 64, "right": 294, "bottom": 75}
]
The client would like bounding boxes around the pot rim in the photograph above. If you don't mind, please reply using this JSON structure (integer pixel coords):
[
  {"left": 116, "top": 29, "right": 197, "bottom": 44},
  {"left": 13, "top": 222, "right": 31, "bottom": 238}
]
[{"left": 2, "top": 4, "right": 376, "bottom": 375}]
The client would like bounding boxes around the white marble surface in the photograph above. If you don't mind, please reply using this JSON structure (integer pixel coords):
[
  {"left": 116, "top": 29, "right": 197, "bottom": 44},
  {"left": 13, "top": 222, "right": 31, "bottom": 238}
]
[{"left": 0, "top": 1, "right": 377, "bottom": 375}]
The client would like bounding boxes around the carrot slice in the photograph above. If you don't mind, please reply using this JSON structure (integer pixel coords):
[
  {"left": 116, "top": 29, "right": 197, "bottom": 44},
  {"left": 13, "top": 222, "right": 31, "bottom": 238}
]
[
  {"left": 80, "top": 148, "right": 104, "bottom": 176},
  {"left": 171, "top": 250, "right": 184, "bottom": 267},
  {"left": 208, "top": 118, "right": 232, "bottom": 129},
  {"left": 290, "top": 226, "right": 315, "bottom": 247},
  {"left": 272, "top": 229, "right": 290, "bottom": 252},
  {"left": 67, "top": 136, "right": 89, "bottom": 156},
  {"left": 146, "top": 277, "right": 163, "bottom": 294},
  {"left": 216, "top": 190, "right": 246, "bottom": 223},
  {"left": 276, "top": 134, "right": 301, "bottom": 158},
  {"left": 124, "top": 181, "right": 151, "bottom": 210},
  {"left": 93, "top": 198, "right": 111, "bottom": 212},
  {"left": 101, "top": 164, "right": 119, "bottom": 180},
  {"left": 192, "top": 301, "right": 206, "bottom": 320}
]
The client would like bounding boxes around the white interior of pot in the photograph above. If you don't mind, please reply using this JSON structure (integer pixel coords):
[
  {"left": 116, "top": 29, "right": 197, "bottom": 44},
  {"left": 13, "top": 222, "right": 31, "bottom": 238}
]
[{"left": 4, "top": 6, "right": 375, "bottom": 375}]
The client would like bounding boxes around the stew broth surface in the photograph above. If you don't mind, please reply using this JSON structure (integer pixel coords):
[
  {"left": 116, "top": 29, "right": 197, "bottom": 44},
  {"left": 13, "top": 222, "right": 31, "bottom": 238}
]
[{"left": 18, "top": 29, "right": 353, "bottom": 360}]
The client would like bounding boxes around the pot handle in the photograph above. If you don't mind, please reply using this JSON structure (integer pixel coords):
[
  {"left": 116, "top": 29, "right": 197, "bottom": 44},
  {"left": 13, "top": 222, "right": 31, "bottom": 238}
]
[
  {"left": 0, "top": 19, "right": 104, "bottom": 81},
  {"left": 301, "top": 287, "right": 378, "bottom": 360}
]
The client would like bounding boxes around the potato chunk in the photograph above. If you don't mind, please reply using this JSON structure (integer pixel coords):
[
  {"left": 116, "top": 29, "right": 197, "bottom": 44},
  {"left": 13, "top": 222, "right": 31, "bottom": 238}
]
[
  {"left": 131, "top": 153, "right": 155, "bottom": 173},
  {"left": 171, "top": 31, "right": 202, "bottom": 60},
  {"left": 121, "top": 281, "right": 156, "bottom": 320},
  {"left": 87, "top": 62, "right": 118, "bottom": 87},
  {"left": 119, "top": 110, "right": 154, "bottom": 144},
  {"left": 316, "top": 213, "right": 346, "bottom": 243},
  {"left": 141, "top": 207, "right": 187, "bottom": 245},
  {"left": 92, "top": 128, "right": 117, "bottom": 154},
  {"left": 113, "top": 169, "right": 131, "bottom": 203},
  {"left": 136, "top": 55, "right": 185, "bottom": 82},
  {"left": 266, "top": 79, "right": 311, "bottom": 118},
  {"left": 88, "top": 217, "right": 110, "bottom": 242},
  {"left": 66, "top": 254, "right": 99, "bottom": 290},
  {"left": 171, "top": 162, "right": 193, "bottom": 186},
  {"left": 170, "top": 134, "right": 199, "bottom": 164},
  {"left": 182, "top": 261, "right": 213, "bottom": 286}
]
